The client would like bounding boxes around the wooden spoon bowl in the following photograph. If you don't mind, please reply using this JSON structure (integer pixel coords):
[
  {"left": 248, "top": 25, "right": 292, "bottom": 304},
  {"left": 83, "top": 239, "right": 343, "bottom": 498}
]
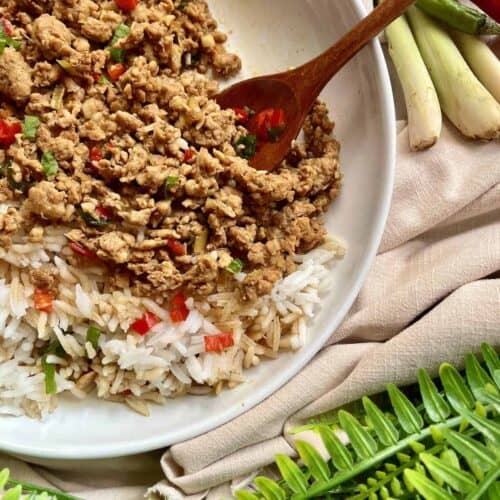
[{"left": 216, "top": 0, "right": 415, "bottom": 171}]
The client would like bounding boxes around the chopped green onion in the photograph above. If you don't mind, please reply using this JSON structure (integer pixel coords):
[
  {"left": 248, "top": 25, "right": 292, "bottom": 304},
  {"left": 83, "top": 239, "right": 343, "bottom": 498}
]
[
  {"left": 111, "top": 23, "right": 131, "bottom": 46},
  {"left": 0, "top": 160, "right": 30, "bottom": 192},
  {"left": 42, "top": 356, "right": 57, "bottom": 394},
  {"left": 178, "top": 1, "right": 189, "bottom": 10},
  {"left": 50, "top": 85, "right": 65, "bottom": 110},
  {"left": 76, "top": 205, "right": 108, "bottom": 228},
  {"left": 164, "top": 176, "right": 179, "bottom": 198},
  {"left": 0, "top": 27, "right": 21, "bottom": 53},
  {"left": 109, "top": 47, "right": 125, "bottom": 63},
  {"left": 22, "top": 115, "right": 41, "bottom": 141},
  {"left": 86, "top": 326, "right": 102, "bottom": 350},
  {"left": 226, "top": 258, "right": 244, "bottom": 274},
  {"left": 41, "top": 151, "right": 58, "bottom": 177},
  {"left": 41, "top": 341, "right": 65, "bottom": 394},
  {"left": 234, "top": 134, "right": 257, "bottom": 160}
]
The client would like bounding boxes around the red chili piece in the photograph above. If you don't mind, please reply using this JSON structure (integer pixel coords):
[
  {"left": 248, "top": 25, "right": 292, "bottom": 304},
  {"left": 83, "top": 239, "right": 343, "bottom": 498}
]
[
  {"left": 183, "top": 149, "right": 196, "bottom": 163},
  {"left": 114, "top": 0, "right": 138, "bottom": 11},
  {"left": 170, "top": 292, "right": 189, "bottom": 323},
  {"left": 0, "top": 120, "right": 21, "bottom": 149},
  {"left": 204, "top": 332, "right": 234, "bottom": 353},
  {"left": 89, "top": 146, "right": 104, "bottom": 162},
  {"left": 1, "top": 18, "right": 15, "bottom": 36},
  {"left": 34, "top": 289, "right": 54, "bottom": 314},
  {"left": 233, "top": 107, "right": 250, "bottom": 124},
  {"left": 95, "top": 205, "right": 112, "bottom": 220},
  {"left": 130, "top": 311, "right": 159, "bottom": 336},
  {"left": 248, "top": 108, "right": 286, "bottom": 142},
  {"left": 69, "top": 242, "right": 98, "bottom": 259},
  {"left": 107, "top": 63, "right": 126, "bottom": 81},
  {"left": 167, "top": 238, "right": 186, "bottom": 256}
]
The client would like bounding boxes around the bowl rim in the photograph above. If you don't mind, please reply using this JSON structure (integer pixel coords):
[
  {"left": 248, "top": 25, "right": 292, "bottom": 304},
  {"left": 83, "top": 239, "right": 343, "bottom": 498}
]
[{"left": 1, "top": 0, "right": 396, "bottom": 461}]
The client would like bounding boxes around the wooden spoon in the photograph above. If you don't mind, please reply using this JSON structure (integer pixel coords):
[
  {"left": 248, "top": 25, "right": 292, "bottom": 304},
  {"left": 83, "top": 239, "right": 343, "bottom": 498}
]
[{"left": 216, "top": 0, "right": 414, "bottom": 171}]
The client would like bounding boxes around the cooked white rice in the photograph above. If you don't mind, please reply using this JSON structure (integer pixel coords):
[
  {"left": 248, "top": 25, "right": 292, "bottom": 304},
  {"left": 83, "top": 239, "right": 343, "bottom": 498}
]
[{"left": 0, "top": 214, "right": 345, "bottom": 418}]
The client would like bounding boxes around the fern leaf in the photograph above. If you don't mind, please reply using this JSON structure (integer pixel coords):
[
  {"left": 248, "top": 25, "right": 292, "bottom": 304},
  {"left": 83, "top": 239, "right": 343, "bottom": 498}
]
[
  {"left": 362, "top": 397, "right": 399, "bottom": 445},
  {"left": 295, "top": 440, "right": 330, "bottom": 482},
  {"left": 404, "top": 469, "right": 456, "bottom": 500},
  {"left": 275, "top": 455, "right": 307, "bottom": 494},
  {"left": 3, "top": 484, "right": 22, "bottom": 500},
  {"left": 487, "top": 481, "right": 500, "bottom": 500},
  {"left": 439, "top": 449, "right": 460, "bottom": 469},
  {"left": 254, "top": 477, "right": 286, "bottom": 500},
  {"left": 338, "top": 410, "right": 378, "bottom": 460},
  {"left": 464, "top": 462, "right": 500, "bottom": 500},
  {"left": 477, "top": 387, "right": 500, "bottom": 413},
  {"left": 420, "top": 452, "right": 476, "bottom": 493},
  {"left": 236, "top": 491, "right": 260, "bottom": 500},
  {"left": 466, "top": 353, "right": 498, "bottom": 402},
  {"left": 440, "top": 363, "right": 475, "bottom": 412},
  {"left": 459, "top": 409, "right": 500, "bottom": 446},
  {"left": 442, "top": 429, "right": 497, "bottom": 471},
  {"left": 418, "top": 369, "right": 451, "bottom": 423},
  {"left": 317, "top": 425, "right": 353, "bottom": 471},
  {"left": 481, "top": 343, "right": 500, "bottom": 388},
  {"left": 387, "top": 384, "right": 424, "bottom": 434},
  {"left": 0, "top": 469, "right": 9, "bottom": 489}
]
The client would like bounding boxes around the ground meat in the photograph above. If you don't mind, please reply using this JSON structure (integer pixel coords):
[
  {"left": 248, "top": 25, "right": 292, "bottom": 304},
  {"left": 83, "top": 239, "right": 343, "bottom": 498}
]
[
  {"left": 0, "top": 48, "right": 32, "bottom": 102},
  {"left": 26, "top": 181, "right": 74, "bottom": 222},
  {"left": 0, "top": 208, "right": 19, "bottom": 248},
  {"left": 212, "top": 49, "right": 242, "bottom": 77},
  {"left": 32, "top": 14, "right": 73, "bottom": 59},
  {"left": 0, "top": 0, "right": 342, "bottom": 303},
  {"left": 96, "top": 231, "right": 135, "bottom": 264},
  {"left": 29, "top": 266, "right": 59, "bottom": 295},
  {"left": 32, "top": 61, "right": 61, "bottom": 88}
]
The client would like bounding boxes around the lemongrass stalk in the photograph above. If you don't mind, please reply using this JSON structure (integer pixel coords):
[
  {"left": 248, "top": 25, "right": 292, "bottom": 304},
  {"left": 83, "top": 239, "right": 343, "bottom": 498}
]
[
  {"left": 407, "top": 6, "right": 500, "bottom": 140},
  {"left": 386, "top": 15, "right": 442, "bottom": 150},
  {"left": 451, "top": 30, "right": 500, "bottom": 103}
]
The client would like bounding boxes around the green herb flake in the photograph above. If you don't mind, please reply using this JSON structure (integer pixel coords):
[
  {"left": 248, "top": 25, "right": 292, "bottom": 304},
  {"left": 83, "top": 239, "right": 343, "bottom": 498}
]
[
  {"left": 76, "top": 205, "right": 108, "bottom": 228},
  {"left": 164, "top": 176, "right": 179, "bottom": 198},
  {"left": 111, "top": 23, "right": 131, "bottom": 46},
  {"left": 0, "top": 160, "right": 29, "bottom": 192},
  {"left": 86, "top": 326, "right": 102, "bottom": 350},
  {"left": 41, "top": 151, "right": 58, "bottom": 177},
  {"left": 226, "top": 258, "right": 244, "bottom": 274},
  {"left": 0, "top": 27, "right": 22, "bottom": 53},
  {"left": 234, "top": 134, "right": 257, "bottom": 160},
  {"left": 109, "top": 47, "right": 125, "bottom": 63},
  {"left": 22, "top": 115, "right": 41, "bottom": 141}
]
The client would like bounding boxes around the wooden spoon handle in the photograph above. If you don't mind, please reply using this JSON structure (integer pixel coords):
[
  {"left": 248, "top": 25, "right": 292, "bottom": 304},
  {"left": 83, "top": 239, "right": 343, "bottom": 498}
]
[{"left": 284, "top": 0, "right": 415, "bottom": 101}]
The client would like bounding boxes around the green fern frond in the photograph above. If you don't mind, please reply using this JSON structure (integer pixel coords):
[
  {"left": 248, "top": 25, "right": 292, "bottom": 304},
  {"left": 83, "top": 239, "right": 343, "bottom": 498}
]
[{"left": 238, "top": 343, "right": 500, "bottom": 499}]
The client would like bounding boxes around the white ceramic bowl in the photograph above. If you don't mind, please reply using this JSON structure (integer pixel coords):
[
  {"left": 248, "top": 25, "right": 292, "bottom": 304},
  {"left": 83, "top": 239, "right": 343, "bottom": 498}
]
[{"left": 0, "top": 0, "right": 395, "bottom": 462}]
